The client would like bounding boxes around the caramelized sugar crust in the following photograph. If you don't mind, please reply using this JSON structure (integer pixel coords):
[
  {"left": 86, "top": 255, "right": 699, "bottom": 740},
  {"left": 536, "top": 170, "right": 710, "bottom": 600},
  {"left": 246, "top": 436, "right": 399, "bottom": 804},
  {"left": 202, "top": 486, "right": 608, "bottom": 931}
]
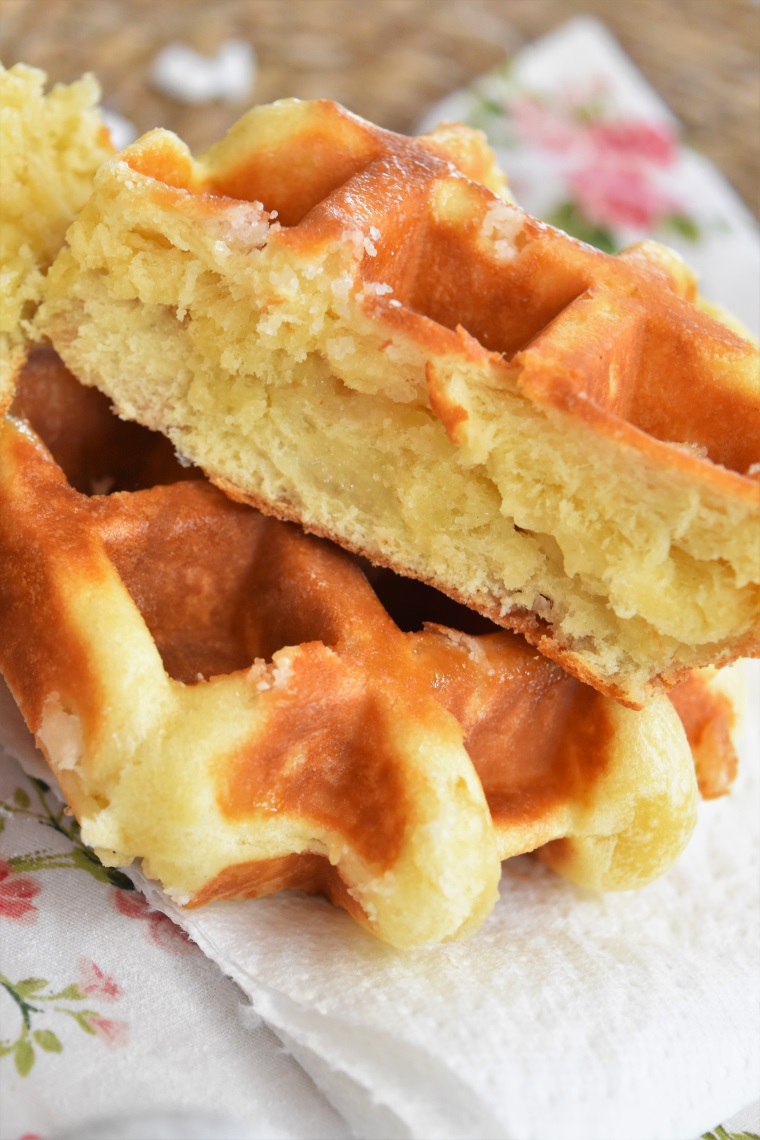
[{"left": 0, "top": 352, "right": 737, "bottom": 943}]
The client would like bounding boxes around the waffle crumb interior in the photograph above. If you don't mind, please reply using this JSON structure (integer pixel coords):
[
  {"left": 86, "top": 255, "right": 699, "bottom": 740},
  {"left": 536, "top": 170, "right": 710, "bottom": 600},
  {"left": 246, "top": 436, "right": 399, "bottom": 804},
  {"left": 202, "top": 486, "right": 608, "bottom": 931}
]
[{"left": 0, "top": 63, "right": 112, "bottom": 403}]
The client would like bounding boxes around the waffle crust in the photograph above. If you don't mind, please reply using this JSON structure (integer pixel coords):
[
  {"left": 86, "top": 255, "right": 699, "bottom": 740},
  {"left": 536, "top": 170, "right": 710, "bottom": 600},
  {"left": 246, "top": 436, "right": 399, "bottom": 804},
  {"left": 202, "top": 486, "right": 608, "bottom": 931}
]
[{"left": 38, "top": 98, "right": 760, "bottom": 707}]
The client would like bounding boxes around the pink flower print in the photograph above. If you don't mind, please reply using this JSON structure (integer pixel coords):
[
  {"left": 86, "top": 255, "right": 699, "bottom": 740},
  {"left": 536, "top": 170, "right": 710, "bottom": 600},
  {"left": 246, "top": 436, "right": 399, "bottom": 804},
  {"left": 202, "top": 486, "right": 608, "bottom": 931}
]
[
  {"left": 511, "top": 95, "right": 583, "bottom": 154},
  {"left": 84, "top": 1014, "right": 129, "bottom": 1048},
  {"left": 588, "top": 120, "right": 677, "bottom": 167},
  {"left": 566, "top": 162, "right": 681, "bottom": 232},
  {"left": 506, "top": 85, "right": 691, "bottom": 242},
  {"left": 77, "top": 958, "right": 123, "bottom": 1002},
  {"left": 0, "top": 861, "right": 41, "bottom": 923},
  {"left": 112, "top": 888, "right": 193, "bottom": 952}
]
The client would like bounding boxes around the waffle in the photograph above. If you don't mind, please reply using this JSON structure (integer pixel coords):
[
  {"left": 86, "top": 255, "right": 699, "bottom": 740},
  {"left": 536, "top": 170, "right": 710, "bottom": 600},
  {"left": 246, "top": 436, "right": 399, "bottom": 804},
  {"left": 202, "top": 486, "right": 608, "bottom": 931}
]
[
  {"left": 1, "top": 350, "right": 741, "bottom": 946},
  {"left": 37, "top": 98, "right": 760, "bottom": 707},
  {"left": 0, "top": 63, "right": 112, "bottom": 412}
]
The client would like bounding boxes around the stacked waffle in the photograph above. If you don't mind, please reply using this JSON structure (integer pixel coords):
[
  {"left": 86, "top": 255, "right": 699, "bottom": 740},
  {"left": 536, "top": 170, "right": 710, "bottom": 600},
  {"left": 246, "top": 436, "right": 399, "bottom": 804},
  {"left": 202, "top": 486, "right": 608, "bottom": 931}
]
[{"left": 0, "top": 71, "right": 755, "bottom": 946}]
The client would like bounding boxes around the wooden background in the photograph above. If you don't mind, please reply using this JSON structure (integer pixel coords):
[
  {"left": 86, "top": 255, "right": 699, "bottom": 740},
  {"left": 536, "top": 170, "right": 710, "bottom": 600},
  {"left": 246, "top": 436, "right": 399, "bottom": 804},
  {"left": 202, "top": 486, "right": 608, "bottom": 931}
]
[{"left": 1, "top": 0, "right": 758, "bottom": 215}]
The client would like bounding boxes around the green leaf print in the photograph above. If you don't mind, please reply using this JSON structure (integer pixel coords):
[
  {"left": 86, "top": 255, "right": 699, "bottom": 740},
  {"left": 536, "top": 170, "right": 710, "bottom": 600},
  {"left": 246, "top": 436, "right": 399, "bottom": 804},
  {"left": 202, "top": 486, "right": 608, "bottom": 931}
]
[
  {"left": 51, "top": 984, "right": 86, "bottom": 1002},
  {"left": 33, "top": 1029, "right": 63, "bottom": 1053},
  {"left": 663, "top": 213, "right": 701, "bottom": 242},
  {"left": 0, "top": 968, "right": 126, "bottom": 1074},
  {"left": 69, "top": 846, "right": 135, "bottom": 890},
  {"left": 13, "top": 977, "right": 48, "bottom": 998},
  {"left": 67, "top": 1009, "right": 99, "bottom": 1035},
  {"left": 703, "top": 1126, "right": 760, "bottom": 1140},
  {"left": 14, "top": 1037, "right": 35, "bottom": 1076},
  {"left": 544, "top": 200, "right": 618, "bottom": 253},
  {"left": 1, "top": 776, "right": 135, "bottom": 891}
]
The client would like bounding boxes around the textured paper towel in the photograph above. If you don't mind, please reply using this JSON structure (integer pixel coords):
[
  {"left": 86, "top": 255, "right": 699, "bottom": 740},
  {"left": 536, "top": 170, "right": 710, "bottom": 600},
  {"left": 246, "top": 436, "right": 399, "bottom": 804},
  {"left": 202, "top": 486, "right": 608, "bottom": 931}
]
[{"left": 130, "top": 664, "right": 760, "bottom": 1140}]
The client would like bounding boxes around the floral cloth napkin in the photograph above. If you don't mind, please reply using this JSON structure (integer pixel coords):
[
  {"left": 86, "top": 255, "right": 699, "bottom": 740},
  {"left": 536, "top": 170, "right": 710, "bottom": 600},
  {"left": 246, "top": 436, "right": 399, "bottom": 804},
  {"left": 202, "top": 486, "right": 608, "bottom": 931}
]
[
  {"left": 418, "top": 15, "right": 760, "bottom": 339},
  {"left": 0, "top": 684, "right": 349, "bottom": 1140},
  {"left": 2, "top": 16, "right": 759, "bottom": 1140}
]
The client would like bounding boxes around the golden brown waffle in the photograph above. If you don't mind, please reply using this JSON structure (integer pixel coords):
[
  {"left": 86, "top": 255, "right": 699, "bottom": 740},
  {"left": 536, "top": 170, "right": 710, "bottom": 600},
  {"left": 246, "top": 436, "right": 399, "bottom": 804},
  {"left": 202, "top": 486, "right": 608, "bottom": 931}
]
[
  {"left": 0, "top": 63, "right": 112, "bottom": 411},
  {"left": 38, "top": 98, "right": 760, "bottom": 707},
  {"left": 0, "top": 350, "right": 739, "bottom": 946}
]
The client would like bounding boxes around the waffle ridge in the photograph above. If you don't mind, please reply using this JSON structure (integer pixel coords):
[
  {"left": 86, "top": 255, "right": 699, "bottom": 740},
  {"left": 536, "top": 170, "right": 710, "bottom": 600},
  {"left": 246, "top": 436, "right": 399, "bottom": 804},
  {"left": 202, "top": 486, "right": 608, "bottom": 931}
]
[{"left": 37, "top": 98, "right": 760, "bottom": 706}]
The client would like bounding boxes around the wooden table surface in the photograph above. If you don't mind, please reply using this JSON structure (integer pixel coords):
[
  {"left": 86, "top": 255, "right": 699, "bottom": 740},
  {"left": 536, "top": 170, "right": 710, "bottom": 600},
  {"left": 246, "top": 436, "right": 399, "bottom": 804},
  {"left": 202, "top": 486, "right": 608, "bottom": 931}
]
[{"left": 1, "top": 0, "right": 758, "bottom": 215}]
